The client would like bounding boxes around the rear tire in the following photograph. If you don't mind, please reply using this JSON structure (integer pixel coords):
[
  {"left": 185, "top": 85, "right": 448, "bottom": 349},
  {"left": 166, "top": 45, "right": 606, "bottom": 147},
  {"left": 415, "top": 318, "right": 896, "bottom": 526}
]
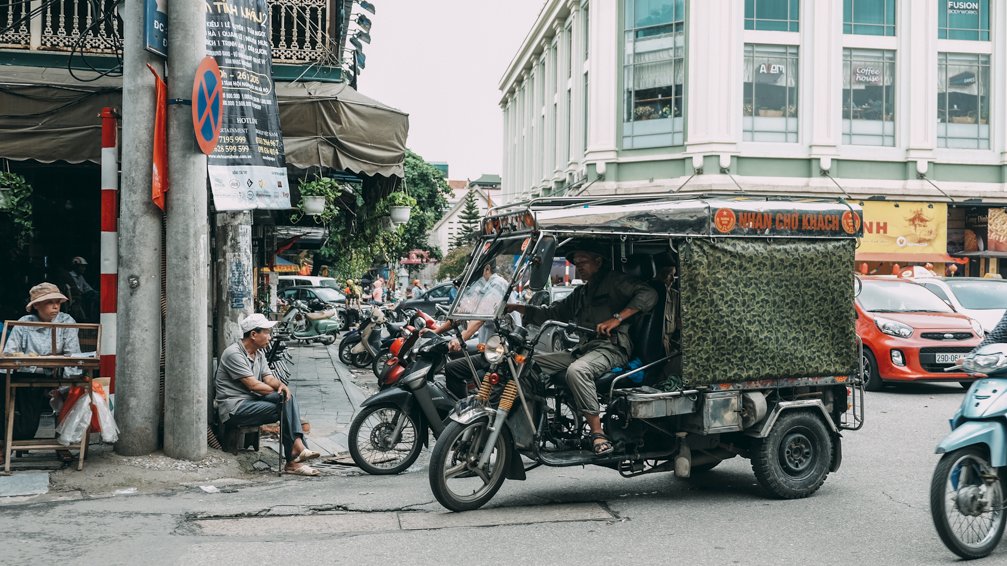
[
  {"left": 348, "top": 404, "right": 424, "bottom": 475},
  {"left": 372, "top": 349, "right": 394, "bottom": 378},
  {"left": 751, "top": 410, "right": 832, "bottom": 499},
  {"left": 862, "top": 349, "right": 884, "bottom": 392}
]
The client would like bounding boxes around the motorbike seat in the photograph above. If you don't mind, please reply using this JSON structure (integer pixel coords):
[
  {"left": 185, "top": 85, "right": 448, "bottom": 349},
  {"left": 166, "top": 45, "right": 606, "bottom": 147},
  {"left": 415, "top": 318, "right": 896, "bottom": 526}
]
[
  {"left": 595, "top": 280, "right": 668, "bottom": 396},
  {"left": 306, "top": 309, "right": 335, "bottom": 321}
]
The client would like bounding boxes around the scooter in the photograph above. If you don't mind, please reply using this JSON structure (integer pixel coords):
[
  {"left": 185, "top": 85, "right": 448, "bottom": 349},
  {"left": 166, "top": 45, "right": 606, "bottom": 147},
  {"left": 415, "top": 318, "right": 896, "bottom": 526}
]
[
  {"left": 349, "top": 332, "right": 478, "bottom": 475},
  {"left": 284, "top": 300, "right": 341, "bottom": 346},
  {"left": 372, "top": 310, "right": 440, "bottom": 379},
  {"left": 930, "top": 343, "right": 1007, "bottom": 559}
]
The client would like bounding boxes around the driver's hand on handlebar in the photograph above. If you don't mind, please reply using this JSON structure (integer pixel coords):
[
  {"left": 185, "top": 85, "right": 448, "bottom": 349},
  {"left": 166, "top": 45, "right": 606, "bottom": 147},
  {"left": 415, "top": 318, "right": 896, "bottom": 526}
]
[
  {"left": 448, "top": 338, "right": 462, "bottom": 353},
  {"left": 596, "top": 318, "right": 620, "bottom": 337}
]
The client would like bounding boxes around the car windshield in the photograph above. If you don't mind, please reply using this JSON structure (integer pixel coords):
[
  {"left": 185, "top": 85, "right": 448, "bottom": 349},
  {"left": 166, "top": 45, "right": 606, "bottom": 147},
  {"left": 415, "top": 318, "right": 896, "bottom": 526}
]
[
  {"left": 944, "top": 280, "right": 1007, "bottom": 310},
  {"left": 317, "top": 279, "right": 341, "bottom": 290},
  {"left": 312, "top": 287, "right": 345, "bottom": 302},
  {"left": 452, "top": 237, "right": 531, "bottom": 318},
  {"left": 859, "top": 280, "right": 954, "bottom": 313}
]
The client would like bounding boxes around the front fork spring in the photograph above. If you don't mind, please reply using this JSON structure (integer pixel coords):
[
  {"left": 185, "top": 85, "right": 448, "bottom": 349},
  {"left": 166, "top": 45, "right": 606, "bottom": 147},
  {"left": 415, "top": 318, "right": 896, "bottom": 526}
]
[
  {"left": 498, "top": 381, "right": 518, "bottom": 412},
  {"left": 476, "top": 375, "right": 494, "bottom": 402}
]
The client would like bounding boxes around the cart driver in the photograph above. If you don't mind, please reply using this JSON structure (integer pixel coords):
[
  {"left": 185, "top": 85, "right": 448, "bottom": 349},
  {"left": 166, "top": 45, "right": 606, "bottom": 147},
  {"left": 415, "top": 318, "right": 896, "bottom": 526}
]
[{"left": 507, "top": 245, "right": 657, "bottom": 456}]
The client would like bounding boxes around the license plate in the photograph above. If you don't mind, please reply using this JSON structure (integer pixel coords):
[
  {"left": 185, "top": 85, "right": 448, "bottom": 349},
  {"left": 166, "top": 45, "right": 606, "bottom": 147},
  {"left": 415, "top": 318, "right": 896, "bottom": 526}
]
[{"left": 935, "top": 353, "right": 959, "bottom": 364}]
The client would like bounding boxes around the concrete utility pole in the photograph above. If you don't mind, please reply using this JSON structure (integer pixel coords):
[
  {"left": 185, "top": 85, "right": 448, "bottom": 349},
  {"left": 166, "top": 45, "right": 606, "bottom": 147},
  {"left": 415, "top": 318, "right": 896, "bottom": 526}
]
[
  {"left": 164, "top": 3, "right": 209, "bottom": 460},
  {"left": 214, "top": 212, "right": 253, "bottom": 353},
  {"left": 115, "top": 0, "right": 164, "bottom": 456}
]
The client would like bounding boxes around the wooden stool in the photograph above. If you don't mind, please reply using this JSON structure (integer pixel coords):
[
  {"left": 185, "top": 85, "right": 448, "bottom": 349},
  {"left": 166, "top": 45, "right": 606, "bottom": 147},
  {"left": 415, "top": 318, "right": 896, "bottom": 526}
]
[{"left": 221, "top": 424, "right": 260, "bottom": 454}]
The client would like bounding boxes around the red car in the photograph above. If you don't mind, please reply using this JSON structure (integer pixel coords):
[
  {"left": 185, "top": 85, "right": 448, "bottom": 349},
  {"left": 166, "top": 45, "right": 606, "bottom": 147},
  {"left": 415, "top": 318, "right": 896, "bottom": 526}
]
[{"left": 856, "top": 278, "right": 983, "bottom": 391}]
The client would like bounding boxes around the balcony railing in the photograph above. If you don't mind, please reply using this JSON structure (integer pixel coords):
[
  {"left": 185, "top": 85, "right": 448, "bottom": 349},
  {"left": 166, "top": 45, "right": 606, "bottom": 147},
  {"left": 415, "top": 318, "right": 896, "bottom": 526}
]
[{"left": 0, "top": 0, "right": 335, "bottom": 64}]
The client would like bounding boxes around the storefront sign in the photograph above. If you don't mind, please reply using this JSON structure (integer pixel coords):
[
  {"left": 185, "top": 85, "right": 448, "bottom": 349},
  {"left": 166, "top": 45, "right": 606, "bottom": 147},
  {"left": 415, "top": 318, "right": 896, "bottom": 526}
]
[
  {"left": 963, "top": 207, "right": 1007, "bottom": 252},
  {"left": 854, "top": 66, "right": 882, "bottom": 85},
  {"left": 858, "top": 201, "right": 948, "bottom": 255},
  {"left": 948, "top": 1, "right": 980, "bottom": 15},
  {"left": 145, "top": 0, "right": 167, "bottom": 57},
  {"left": 205, "top": 0, "right": 291, "bottom": 211}
]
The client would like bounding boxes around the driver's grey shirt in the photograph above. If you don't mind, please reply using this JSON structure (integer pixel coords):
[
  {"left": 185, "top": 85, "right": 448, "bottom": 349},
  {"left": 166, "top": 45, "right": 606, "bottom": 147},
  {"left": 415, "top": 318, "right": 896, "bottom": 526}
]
[
  {"left": 524, "top": 269, "right": 657, "bottom": 357},
  {"left": 214, "top": 342, "right": 271, "bottom": 424}
]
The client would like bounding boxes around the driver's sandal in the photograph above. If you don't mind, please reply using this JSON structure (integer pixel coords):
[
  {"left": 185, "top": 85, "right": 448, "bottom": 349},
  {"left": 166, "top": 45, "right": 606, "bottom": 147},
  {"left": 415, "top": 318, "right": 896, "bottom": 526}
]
[{"left": 589, "top": 432, "right": 614, "bottom": 456}]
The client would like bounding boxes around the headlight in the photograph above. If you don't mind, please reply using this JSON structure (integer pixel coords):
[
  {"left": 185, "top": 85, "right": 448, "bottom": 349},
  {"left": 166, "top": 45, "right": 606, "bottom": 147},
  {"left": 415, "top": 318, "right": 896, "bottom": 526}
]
[
  {"left": 483, "top": 334, "right": 506, "bottom": 364},
  {"left": 875, "top": 317, "right": 913, "bottom": 338},
  {"left": 970, "top": 318, "right": 985, "bottom": 337}
]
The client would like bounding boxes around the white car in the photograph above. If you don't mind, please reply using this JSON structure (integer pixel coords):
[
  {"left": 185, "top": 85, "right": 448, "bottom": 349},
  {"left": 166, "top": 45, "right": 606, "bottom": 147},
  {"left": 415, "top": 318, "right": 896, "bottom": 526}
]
[
  {"left": 916, "top": 277, "right": 1007, "bottom": 334},
  {"left": 278, "top": 275, "right": 342, "bottom": 291}
]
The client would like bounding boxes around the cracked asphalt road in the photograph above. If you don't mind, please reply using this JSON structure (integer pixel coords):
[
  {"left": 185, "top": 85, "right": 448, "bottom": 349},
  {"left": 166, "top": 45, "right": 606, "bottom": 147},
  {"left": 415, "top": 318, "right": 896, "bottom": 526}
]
[{"left": 0, "top": 381, "right": 997, "bottom": 565}]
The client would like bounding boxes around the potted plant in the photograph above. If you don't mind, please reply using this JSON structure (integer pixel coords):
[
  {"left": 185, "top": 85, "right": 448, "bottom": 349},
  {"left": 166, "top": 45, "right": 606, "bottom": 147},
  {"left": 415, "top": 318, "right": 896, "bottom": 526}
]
[
  {"left": 386, "top": 191, "right": 416, "bottom": 225},
  {"left": 296, "top": 177, "right": 343, "bottom": 222}
]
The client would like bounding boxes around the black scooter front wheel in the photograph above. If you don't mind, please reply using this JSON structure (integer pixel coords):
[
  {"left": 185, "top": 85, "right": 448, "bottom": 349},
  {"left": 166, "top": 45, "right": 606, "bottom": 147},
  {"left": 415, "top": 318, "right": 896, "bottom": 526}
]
[
  {"left": 338, "top": 338, "right": 357, "bottom": 365},
  {"left": 348, "top": 403, "right": 424, "bottom": 475},
  {"left": 429, "top": 417, "right": 510, "bottom": 512},
  {"left": 930, "top": 446, "right": 1006, "bottom": 559}
]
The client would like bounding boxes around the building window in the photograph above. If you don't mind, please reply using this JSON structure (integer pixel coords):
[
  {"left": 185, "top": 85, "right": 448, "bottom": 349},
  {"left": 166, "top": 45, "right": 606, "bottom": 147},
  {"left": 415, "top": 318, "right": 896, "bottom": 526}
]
[
  {"left": 842, "top": 49, "right": 895, "bottom": 146},
  {"left": 623, "top": 0, "right": 685, "bottom": 149},
  {"left": 844, "top": 0, "right": 895, "bottom": 36},
  {"left": 938, "top": 53, "right": 990, "bottom": 149},
  {"left": 583, "top": 72, "right": 589, "bottom": 151},
  {"left": 583, "top": 4, "right": 590, "bottom": 60},
  {"left": 939, "top": 0, "right": 989, "bottom": 41},
  {"left": 745, "top": 0, "right": 799, "bottom": 32},
  {"left": 743, "top": 44, "right": 799, "bottom": 143},
  {"left": 567, "top": 24, "right": 573, "bottom": 78}
]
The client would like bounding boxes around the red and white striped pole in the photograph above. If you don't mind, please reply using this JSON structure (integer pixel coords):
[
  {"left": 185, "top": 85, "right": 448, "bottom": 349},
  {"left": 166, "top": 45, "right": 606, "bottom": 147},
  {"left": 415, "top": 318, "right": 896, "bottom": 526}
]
[{"left": 100, "top": 107, "right": 118, "bottom": 394}]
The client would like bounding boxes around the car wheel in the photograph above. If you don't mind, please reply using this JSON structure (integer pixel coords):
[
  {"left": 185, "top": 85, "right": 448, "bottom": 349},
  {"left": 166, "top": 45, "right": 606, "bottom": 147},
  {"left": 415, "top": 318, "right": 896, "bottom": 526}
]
[{"left": 862, "top": 348, "right": 883, "bottom": 392}]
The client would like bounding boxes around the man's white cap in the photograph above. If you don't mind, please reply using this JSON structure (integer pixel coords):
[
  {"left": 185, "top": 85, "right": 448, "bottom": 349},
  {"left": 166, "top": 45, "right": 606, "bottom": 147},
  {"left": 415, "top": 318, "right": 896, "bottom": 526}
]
[
  {"left": 72, "top": 256, "right": 88, "bottom": 265},
  {"left": 240, "top": 313, "right": 278, "bottom": 334}
]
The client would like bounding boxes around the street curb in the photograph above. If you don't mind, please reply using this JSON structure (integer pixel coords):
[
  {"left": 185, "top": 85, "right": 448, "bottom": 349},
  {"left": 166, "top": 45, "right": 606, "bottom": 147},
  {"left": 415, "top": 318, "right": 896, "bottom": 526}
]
[{"left": 325, "top": 344, "right": 369, "bottom": 413}]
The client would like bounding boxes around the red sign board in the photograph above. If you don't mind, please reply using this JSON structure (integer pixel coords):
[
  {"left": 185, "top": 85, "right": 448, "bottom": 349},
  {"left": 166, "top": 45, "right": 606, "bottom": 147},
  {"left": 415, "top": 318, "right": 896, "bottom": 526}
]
[{"left": 191, "top": 56, "right": 223, "bottom": 155}]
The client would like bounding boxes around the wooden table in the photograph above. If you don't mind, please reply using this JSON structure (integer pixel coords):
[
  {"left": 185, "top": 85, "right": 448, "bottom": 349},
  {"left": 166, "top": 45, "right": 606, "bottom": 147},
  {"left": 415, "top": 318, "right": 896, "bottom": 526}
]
[{"left": 1, "top": 356, "right": 97, "bottom": 474}]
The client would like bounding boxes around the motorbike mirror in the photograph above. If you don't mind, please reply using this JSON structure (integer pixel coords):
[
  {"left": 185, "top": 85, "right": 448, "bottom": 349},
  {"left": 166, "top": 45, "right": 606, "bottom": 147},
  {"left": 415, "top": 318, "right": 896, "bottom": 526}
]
[{"left": 528, "top": 236, "right": 557, "bottom": 291}]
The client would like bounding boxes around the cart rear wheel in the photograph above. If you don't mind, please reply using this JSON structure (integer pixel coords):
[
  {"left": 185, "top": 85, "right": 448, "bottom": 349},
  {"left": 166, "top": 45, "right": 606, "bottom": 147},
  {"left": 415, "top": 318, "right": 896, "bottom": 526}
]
[{"left": 751, "top": 410, "right": 832, "bottom": 499}]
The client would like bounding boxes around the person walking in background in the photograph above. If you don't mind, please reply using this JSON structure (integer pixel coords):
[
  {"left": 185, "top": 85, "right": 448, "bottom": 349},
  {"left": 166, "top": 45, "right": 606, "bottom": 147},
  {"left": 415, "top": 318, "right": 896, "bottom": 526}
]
[
  {"left": 410, "top": 279, "right": 423, "bottom": 299},
  {"left": 371, "top": 276, "right": 385, "bottom": 304}
]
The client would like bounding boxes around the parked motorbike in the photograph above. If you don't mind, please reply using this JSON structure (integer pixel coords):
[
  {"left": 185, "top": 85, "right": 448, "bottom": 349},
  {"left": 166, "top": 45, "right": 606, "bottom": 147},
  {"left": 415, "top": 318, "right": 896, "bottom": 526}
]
[
  {"left": 282, "top": 299, "right": 341, "bottom": 345},
  {"left": 930, "top": 343, "right": 1007, "bottom": 559},
  {"left": 371, "top": 310, "right": 440, "bottom": 379},
  {"left": 265, "top": 334, "right": 293, "bottom": 384},
  {"left": 349, "top": 332, "right": 478, "bottom": 474},
  {"left": 339, "top": 307, "right": 403, "bottom": 368}
]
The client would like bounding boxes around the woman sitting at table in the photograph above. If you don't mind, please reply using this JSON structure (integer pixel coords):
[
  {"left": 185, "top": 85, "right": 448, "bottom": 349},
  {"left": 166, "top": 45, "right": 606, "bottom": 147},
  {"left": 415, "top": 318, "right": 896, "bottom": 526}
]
[{"left": 1, "top": 282, "right": 81, "bottom": 464}]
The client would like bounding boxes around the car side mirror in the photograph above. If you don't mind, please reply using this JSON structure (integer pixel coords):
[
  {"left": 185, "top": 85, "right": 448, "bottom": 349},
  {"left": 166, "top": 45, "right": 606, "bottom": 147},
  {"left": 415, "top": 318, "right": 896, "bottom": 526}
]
[{"left": 529, "top": 236, "right": 557, "bottom": 291}]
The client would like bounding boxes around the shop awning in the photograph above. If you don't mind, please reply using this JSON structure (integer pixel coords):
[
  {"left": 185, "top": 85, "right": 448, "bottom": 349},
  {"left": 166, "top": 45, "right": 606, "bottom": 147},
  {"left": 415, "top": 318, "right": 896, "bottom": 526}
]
[
  {"left": 276, "top": 82, "right": 408, "bottom": 178},
  {"left": 260, "top": 255, "right": 300, "bottom": 273},
  {"left": 855, "top": 252, "right": 968, "bottom": 264},
  {"left": 0, "top": 68, "right": 409, "bottom": 178}
]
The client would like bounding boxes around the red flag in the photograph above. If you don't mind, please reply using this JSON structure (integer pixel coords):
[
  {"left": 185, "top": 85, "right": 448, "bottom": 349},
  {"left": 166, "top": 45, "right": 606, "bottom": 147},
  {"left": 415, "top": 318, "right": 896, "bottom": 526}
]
[{"left": 147, "top": 64, "right": 168, "bottom": 212}]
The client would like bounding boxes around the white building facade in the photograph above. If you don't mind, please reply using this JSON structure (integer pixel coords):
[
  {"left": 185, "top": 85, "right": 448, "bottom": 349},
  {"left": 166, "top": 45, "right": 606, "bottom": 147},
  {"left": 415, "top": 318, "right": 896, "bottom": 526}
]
[{"left": 501, "top": 0, "right": 1007, "bottom": 275}]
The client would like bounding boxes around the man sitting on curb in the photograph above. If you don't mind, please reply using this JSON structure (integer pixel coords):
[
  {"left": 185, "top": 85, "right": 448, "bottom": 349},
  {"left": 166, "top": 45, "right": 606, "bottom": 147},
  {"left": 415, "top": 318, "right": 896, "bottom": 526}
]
[{"left": 214, "top": 313, "right": 320, "bottom": 476}]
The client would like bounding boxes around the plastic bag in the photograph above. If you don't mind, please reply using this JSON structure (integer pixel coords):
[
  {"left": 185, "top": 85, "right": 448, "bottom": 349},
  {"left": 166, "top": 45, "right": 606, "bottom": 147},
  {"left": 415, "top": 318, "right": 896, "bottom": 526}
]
[
  {"left": 56, "top": 394, "right": 92, "bottom": 446},
  {"left": 90, "top": 386, "right": 118, "bottom": 443}
]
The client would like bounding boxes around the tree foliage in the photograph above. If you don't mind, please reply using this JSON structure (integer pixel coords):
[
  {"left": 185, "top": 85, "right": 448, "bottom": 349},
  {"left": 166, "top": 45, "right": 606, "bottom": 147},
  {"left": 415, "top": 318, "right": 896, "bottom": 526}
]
[
  {"left": 310, "top": 150, "right": 451, "bottom": 280},
  {"left": 452, "top": 189, "right": 482, "bottom": 249},
  {"left": 437, "top": 244, "right": 474, "bottom": 281}
]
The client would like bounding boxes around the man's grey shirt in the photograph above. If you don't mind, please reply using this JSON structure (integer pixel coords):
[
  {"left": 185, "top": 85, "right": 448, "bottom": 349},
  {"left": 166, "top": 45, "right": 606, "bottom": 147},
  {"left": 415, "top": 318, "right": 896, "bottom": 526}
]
[{"left": 214, "top": 342, "right": 271, "bottom": 424}]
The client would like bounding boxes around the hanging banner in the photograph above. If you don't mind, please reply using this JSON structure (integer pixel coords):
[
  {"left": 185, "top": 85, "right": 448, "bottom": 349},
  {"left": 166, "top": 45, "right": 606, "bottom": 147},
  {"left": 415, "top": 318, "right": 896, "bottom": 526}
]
[
  {"left": 858, "top": 201, "right": 948, "bottom": 255},
  {"left": 205, "top": 0, "right": 291, "bottom": 211}
]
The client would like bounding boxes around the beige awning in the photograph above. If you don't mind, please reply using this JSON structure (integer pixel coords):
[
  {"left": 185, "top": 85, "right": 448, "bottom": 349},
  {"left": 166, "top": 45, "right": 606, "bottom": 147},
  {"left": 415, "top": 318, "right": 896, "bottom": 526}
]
[
  {"left": 277, "top": 81, "right": 409, "bottom": 178},
  {"left": 0, "top": 68, "right": 409, "bottom": 178}
]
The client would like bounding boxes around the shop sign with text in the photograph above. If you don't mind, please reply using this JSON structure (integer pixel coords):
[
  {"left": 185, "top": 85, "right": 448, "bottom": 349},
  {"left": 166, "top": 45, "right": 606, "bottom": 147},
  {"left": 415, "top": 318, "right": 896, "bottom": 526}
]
[{"left": 858, "top": 201, "right": 947, "bottom": 255}]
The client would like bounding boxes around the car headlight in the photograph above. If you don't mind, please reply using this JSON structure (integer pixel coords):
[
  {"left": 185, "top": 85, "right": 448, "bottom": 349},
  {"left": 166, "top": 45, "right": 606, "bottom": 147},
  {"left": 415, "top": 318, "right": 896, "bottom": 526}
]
[
  {"left": 483, "top": 334, "right": 506, "bottom": 364},
  {"left": 875, "top": 316, "right": 913, "bottom": 338},
  {"left": 969, "top": 318, "right": 985, "bottom": 337}
]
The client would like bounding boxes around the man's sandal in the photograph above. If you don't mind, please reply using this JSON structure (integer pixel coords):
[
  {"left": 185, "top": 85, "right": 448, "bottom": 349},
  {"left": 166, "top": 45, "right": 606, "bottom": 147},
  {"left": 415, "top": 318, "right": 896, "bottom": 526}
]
[
  {"left": 285, "top": 464, "right": 320, "bottom": 477},
  {"left": 589, "top": 433, "right": 614, "bottom": 456}
]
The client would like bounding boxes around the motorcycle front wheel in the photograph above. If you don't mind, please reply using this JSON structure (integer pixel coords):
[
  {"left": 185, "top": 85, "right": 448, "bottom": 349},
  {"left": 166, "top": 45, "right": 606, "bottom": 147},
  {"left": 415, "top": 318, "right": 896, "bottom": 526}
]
[
  {"left": 348, "top": 404, "right": 424, "bottom": 475},
  {"left": 428, "top": 417, "right": 510, "bottom": 512},
  {"left": 338, "top": 338, "right": 357, "bottom": 364},
  {"left": 372, "top": 349, "right": 394, "bottom": 378},
  {"left": 350, "top": 351, "right": 373, "bottom": 368},
  {"left": 930, "top": 446, "right": 1006, "bottom": 559}
]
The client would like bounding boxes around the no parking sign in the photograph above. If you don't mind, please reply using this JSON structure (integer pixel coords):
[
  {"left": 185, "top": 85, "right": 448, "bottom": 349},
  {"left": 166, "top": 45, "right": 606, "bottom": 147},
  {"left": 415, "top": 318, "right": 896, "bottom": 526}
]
[{"left": 191, "top": 56, "right": 223, "bottom": 155}]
